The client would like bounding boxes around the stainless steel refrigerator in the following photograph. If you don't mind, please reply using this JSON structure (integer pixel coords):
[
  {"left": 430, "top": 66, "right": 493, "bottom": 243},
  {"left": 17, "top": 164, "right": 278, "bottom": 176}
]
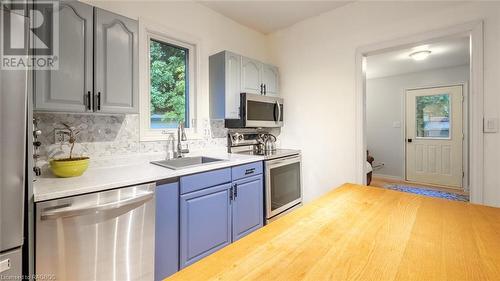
[{"left": 0, "top": 7, "right": 28, "bottom": 278}]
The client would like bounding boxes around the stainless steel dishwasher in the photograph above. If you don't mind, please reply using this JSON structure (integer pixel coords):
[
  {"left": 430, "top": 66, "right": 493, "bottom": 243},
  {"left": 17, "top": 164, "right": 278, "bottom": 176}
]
[{"left": 35, "top": 183, "right": 155, "bottom": 281}]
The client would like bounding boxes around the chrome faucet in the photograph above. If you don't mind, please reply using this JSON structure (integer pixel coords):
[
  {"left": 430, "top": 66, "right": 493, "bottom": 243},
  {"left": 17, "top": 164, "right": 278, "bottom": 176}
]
[{"left": 175, "top": 122, "right": 189, "bottom": 158}]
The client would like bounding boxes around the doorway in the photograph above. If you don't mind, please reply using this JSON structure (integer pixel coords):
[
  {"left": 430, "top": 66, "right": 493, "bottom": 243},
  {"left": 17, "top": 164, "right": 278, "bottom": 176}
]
[
  {"left": 405, "top": 85, "right": 463, "bottom": 188},
  {"left": 355, "top": 21, "right": 484, "bottom": 203}
]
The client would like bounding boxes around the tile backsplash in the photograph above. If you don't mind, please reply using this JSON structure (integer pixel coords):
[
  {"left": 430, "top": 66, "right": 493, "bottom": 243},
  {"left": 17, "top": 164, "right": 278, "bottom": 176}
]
[{"left": 34, "top": 113, "right": 228, "bottom": 161}]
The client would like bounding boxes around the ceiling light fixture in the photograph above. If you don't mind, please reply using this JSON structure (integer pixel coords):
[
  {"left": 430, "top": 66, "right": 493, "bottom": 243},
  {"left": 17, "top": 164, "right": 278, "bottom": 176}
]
[{"left": 409, "top": 50, "right": 431, "bottom": 61}]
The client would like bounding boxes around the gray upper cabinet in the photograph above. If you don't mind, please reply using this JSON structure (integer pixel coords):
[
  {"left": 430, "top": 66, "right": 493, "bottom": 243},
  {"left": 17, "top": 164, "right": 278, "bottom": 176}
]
[
  {"left": 209, "top": 51, "right": 241, "bottom": 119},
  {"left": 34, "top": 1, "right": 93, "bottom": 112},
  {"left": 241, "top": 57, "right": 262, "bottom": 95},
  {"left": 225, "top": 52, "right": 241, "bottom": 119},
  {"left": 261, "top": 64, "right": 279, "bottom": 97},
  {"left": 210, "top": 51, "right": 280, "bottom": 120},
  {"left": 33, "top": 3, "right": 138, "bottom": 114},
  {"left": 94, "top": 8, "right": 138, "bottom": 114}
]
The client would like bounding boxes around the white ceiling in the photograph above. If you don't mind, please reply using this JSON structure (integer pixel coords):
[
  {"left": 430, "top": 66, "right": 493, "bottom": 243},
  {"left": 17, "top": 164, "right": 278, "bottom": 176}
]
[
  {"left": 366, "top": 36, "right": 470, "bottom": 79},
  {"left": 199, "top": 1, "right": 351, "bottom": 34}
]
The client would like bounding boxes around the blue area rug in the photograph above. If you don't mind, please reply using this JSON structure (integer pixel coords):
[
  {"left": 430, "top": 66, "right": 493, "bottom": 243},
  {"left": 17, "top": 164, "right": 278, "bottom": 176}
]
[{"left": 384, "top": 184, "right": 469, "bottom": 202}]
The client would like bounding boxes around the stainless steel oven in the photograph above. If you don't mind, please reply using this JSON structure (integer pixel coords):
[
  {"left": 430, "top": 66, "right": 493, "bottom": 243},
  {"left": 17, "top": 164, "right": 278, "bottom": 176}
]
[
  {"left": 265, "top": 154, "right": 302, "bottom": 221},
  {"left": 225, "top": 93, "right": 284, "bottom": 128}
]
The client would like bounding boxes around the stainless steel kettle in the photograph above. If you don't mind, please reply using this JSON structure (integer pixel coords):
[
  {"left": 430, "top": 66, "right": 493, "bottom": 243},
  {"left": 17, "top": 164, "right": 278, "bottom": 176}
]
[{"left": 264, "top": 134, "right": 277, "bottom": 152}]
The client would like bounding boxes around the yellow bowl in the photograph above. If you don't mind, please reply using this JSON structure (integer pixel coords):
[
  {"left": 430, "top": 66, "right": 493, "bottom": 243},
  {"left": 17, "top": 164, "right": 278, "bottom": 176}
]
[{"left": 49, "top": 158, "right": 89, "bottom": 178}]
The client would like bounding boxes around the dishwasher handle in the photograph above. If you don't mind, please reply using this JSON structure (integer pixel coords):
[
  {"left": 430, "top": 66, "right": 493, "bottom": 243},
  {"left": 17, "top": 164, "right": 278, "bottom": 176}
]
[{"left": 40, "top": 191, "right": 154, "bottom": 220}]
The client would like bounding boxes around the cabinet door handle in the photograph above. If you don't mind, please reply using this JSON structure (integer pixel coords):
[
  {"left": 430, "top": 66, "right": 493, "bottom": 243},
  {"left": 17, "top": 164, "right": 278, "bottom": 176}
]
[
  {"left": 245, "top": 168, "right": 255, "bottom": 175},
  {"left": 263, "top": 84, "right": 266, "bottom": 95},
  {"left": 260, "top": 83, "right": 264, "bottom": 95},
  {"left": 97, "top": 92, "right": 101, "bottom": 111},
  {"left": 234, "top": 183, "right": 238, "bottom": 198},
  {"left": 86, "top": 91, "right": 91, "bottom": 110}
]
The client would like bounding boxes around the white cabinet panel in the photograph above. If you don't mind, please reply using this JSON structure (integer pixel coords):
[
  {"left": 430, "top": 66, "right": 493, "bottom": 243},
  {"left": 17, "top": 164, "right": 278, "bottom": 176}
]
[
  {"left": 34, "top": 1, "right": 93, "bottom": 112},
  {"left": 225, "top": 52, "right": 241, "bottom": 119},
  {"left": 261, "top": 64, "right": 279, "bottom": 97},
  {"left": 241, "top": 57, "right": 262, "bottom": 95},
  {"left": 209, "top": 51, "right": 242, "bottom": 119},
  {"left": 94, "top": 8, "right": 138, "bottom": 113}
]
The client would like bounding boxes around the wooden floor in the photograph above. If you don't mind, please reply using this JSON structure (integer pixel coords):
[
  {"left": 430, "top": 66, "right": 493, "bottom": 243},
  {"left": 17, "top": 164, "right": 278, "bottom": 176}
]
[
  {"left": 167, "top": 184, "right": 500, "bottom": 281},
  {"left": 370, "top": 175, "right": 469, "bottom": 196}
]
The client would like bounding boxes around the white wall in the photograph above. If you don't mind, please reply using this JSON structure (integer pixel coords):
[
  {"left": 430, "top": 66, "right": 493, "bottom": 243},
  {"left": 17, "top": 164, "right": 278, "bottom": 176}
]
[
  {"left": 268, "top": 1, "right": 500, "bottom": 207},
  {"left": 366, "top": 65, "right": 469, "bottom": 178},
  {"left": 86, "top": 0, "right": 272, "bottom": 122}
]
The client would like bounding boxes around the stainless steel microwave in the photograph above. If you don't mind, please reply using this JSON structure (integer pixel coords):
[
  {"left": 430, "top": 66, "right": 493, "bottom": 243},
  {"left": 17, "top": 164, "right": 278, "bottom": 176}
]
[{"left": 225, "top": 93, "right": 284, "bottom": 128}]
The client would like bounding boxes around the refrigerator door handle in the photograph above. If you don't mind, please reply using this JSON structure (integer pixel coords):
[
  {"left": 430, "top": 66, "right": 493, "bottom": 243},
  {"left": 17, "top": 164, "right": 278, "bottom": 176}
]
[{"left": 40, "top": 191, "right": 154, "bottom": 220}]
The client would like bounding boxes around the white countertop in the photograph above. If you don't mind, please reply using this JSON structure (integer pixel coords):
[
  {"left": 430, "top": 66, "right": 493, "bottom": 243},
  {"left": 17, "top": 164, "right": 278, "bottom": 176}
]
[{"left": 33, "top": 151, "right": 264, "bottom": 202}]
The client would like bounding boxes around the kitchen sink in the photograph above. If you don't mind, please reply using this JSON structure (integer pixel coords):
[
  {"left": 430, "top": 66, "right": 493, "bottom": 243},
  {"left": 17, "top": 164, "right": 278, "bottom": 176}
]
[{"left": 151, "top": 156, "right": 225, "bottom": 170}]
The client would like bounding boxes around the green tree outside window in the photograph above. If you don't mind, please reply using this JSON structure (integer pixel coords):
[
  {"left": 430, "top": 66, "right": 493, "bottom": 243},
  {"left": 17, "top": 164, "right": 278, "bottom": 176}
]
[
  {"left": 416, "top": 94, "right": 450, "bottom": 137},
  {"left": 150, "top": 39, "right": 189, "bottom": 129}
]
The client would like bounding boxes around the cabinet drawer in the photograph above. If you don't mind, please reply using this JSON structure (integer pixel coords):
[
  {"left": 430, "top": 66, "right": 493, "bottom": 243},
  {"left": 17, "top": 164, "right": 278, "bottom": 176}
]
[
  {"left": 232, "top": 162, "right": 263, "bottom": 180},
  {"left": 180, "top": 168, "right": 231, "bottom": 194}
]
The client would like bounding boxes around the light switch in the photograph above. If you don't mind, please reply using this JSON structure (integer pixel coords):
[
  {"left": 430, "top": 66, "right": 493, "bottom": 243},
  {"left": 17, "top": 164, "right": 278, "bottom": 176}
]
[
  {"left": 392, "top": 121, "right": 401, "bottom": 128},
  {"left": 484, "top": 118, "right": 498, "bottom": 133}
]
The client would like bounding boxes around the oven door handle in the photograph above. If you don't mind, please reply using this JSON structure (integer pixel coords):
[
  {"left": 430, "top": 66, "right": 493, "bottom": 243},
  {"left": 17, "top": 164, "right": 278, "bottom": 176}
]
[{"left": 266, "top": 155, "right": 301, "bottom": 168}]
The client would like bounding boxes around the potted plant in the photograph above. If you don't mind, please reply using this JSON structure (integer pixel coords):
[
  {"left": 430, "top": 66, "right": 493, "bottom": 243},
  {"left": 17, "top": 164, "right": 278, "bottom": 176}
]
[{"left": 49, "top": 123, "right": 90, "bottom": 177}]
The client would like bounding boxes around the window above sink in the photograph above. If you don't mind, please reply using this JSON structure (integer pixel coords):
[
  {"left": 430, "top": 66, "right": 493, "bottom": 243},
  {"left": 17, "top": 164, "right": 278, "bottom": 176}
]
[{"left": 139, "top": 19, "right": 202, "bottom": 141}]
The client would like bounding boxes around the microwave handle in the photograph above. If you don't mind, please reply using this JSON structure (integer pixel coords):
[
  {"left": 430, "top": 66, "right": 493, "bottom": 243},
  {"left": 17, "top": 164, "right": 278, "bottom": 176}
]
[{"left": 275, "top": 101, "right": 281, "bottom": 122}]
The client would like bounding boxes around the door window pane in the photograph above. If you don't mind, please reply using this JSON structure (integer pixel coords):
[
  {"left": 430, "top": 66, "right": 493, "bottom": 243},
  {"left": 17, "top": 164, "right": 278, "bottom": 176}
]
[
  {"left": 416, "top": 94, "right": 450, "bottom": 138},
  {"left": 149, "top": 39, "right": 189, "bottom": 129}
]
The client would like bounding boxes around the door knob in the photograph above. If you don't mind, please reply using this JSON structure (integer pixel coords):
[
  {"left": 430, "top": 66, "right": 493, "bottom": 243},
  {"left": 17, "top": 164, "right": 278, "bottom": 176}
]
[{"left": 407, "top": 139, "right": 412, "bottom": 143}]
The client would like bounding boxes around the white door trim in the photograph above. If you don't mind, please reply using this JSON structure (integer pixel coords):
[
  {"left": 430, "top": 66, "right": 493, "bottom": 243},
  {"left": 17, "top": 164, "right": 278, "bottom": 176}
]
[{"left": 355, "top": 20, "right": 484, "bottom": 204}]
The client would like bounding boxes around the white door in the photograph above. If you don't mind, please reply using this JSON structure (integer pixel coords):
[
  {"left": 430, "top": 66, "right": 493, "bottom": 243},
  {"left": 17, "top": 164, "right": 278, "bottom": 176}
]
[
  {"left": 241, "top": 57, "right": 262, "bottom": 95},
  {"left": 261, "top": 64, "right": 279, "bottom": 96},
  {"left": 405, "top": 85, "right": 463, "bottom": 188}
]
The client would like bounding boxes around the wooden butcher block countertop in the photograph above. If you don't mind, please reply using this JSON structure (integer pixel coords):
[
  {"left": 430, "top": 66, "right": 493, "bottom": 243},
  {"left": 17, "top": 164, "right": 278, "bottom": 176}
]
[{"left": 167, "top": 184, "right": 500, "bottom": 281}]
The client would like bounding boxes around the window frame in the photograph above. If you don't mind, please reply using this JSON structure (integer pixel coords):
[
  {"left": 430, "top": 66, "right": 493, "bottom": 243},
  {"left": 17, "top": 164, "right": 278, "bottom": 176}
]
[{"left": 139, "top": 18, "right": 201, "bottom": 141}]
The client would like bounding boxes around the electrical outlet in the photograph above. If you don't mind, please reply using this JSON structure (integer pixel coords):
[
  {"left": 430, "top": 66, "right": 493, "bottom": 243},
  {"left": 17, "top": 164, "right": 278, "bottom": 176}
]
[{"left": 54, "top": 128, "right": 70, "bottom": 144}]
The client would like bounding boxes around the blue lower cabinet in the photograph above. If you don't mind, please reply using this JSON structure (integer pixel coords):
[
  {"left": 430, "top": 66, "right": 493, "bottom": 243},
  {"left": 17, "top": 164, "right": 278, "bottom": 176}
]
[
  {"left": 177, "top": 162, "right": 264, "bottom": 269},
  {"left": 180, "top": 183, "right": 232, "bottom": 268},
  {"left": 232, "top": 174, "right": 264, "bottom": 241},
  {"left": 155, "top": 180, "right": 179, "bottom": 281}
]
